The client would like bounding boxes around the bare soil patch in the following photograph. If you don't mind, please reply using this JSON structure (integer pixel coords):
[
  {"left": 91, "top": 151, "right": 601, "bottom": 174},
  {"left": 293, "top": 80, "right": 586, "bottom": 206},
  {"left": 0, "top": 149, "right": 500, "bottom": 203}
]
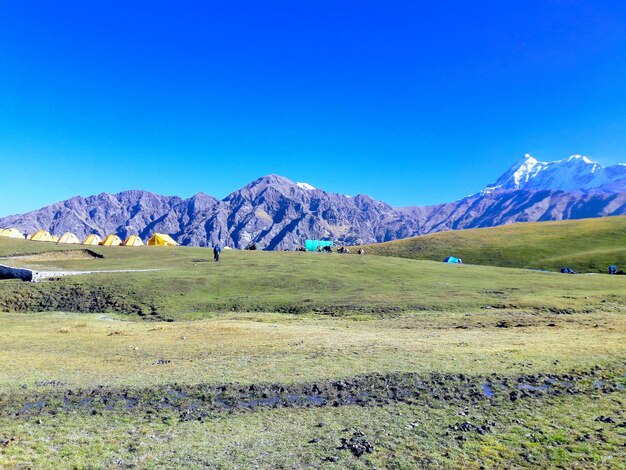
[{"left": 1, "top": 250, "right": 103, "bottom": 262}]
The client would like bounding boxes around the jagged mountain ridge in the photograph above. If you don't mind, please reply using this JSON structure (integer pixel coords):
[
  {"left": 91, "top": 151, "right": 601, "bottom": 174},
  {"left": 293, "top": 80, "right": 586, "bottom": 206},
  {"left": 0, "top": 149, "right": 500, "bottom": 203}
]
[
  {"left": 0, "top": 175, "right": 420, "bottom": 249},
  {"left": 1, "top": 156, "right": 625, "bottom": 249}
]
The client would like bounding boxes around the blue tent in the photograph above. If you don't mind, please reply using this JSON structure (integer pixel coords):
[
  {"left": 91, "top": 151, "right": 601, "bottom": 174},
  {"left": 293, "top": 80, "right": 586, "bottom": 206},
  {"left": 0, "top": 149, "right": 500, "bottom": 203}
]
[
  {"left": 443, "top": 256, "right": 462, "bottom": 264},
  {"left": 305, "top": 240, "right": 334, "bottom": 252}
]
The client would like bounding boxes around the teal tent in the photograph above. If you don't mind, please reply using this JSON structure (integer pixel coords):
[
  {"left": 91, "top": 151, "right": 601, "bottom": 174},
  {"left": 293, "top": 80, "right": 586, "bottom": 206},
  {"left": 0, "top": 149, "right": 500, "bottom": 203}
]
[
  {"left": 305, "top": 240, "right": 334, "bottom": 252},
  {"left": 443, "top": 256, "right": 462, "bottom": 263}
]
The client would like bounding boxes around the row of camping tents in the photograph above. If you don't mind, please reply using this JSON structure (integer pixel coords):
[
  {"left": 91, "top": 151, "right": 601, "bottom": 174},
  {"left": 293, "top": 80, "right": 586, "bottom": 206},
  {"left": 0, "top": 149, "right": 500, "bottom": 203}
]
[{"left": 0, "top": 228, "right": 178, "bottom": 247}]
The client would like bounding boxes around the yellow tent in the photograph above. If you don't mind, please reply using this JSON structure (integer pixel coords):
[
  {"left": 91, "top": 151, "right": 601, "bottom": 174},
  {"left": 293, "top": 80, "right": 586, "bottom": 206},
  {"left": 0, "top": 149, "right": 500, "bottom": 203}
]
[
  {"left": 100, "top": 234, "right": 123, "bottom": 246},
  {"left": 28, "top": 230, "right": 56, "bottom": 242},
  {"left": 147, "top": 233, "right": 178, "bottom": 246},
  {"left": 82, "top": 234, "right": 102, "bottom": 245},
  {"left": 57, "top": 232, "right": 81, "bottom": 244},
  {"left": 123, "top": 235, "right": 145, "bottom": 246},
  {"left": 0, "top": 228, "right": 25, "bottom": 239}
]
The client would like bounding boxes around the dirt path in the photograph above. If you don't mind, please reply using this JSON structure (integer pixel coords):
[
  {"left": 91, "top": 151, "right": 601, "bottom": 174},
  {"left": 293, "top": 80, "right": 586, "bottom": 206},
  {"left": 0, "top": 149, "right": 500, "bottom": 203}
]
[
  {"left": 0, "top": 263, "right": 162, "bottom": 282},
  {"left": 31, "top": 268, "right": 161, "bottom": 282}
]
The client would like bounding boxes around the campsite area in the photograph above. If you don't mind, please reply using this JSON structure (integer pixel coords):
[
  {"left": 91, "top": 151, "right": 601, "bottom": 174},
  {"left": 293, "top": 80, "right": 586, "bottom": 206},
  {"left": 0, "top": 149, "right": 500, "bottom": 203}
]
[{"left": 0, "top": 220, "right": 625, "bottom": 468}]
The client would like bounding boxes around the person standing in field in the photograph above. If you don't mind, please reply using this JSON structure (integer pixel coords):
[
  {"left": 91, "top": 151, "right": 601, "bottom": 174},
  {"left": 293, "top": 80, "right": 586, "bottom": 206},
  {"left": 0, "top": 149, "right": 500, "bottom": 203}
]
[{"left": 213, "top": 244, "right": 221, "bottom": 262}]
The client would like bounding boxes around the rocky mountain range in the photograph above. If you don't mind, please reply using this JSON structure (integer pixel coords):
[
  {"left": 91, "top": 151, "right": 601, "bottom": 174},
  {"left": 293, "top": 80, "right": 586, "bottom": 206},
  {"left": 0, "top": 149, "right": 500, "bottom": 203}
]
[{"left": 1, "top": 155, "right": 624, "bottom": 249}]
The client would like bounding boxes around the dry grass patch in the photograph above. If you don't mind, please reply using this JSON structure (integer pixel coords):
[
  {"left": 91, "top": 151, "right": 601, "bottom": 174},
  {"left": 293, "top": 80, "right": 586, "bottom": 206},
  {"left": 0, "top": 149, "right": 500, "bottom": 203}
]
[{"left": 0, "top": 310, "right": 624, "bottom": 392}]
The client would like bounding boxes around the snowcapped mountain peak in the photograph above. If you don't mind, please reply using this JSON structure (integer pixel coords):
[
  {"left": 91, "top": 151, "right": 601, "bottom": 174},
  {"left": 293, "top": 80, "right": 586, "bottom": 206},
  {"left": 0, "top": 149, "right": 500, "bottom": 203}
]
[
  {"left": 482, "top": 154, "right": 625, "bottom": 194},
  {"left": 296, "top": 182, "right": 316, "bottom": 190},
  {"left": 565, "top": 154, "right": 594, "bottom": 164},
  {"left": 511, "top": 155, "right": 540, "bottom": 186}
]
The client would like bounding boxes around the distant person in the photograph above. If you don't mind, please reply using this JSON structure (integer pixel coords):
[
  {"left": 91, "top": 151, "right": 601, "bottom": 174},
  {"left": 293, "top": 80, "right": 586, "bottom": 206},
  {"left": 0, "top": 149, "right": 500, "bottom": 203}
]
[
  {"left": 317, "top": 246, "right": 322, "bottom": 253},
  {"left": 213, "top": 244, "right": 221, "bottom": 262}
]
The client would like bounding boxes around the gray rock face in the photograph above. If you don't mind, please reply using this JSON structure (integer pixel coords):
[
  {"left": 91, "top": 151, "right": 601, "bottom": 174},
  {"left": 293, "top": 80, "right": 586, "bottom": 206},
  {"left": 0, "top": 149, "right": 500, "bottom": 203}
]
[{"left": 1, "top": 169, "right": 625, "bottom": 249}]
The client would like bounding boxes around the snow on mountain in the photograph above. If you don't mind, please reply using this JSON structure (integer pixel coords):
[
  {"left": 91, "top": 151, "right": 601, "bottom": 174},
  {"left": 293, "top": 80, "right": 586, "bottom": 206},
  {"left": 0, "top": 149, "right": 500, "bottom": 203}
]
[
  {"left": 296, "top": 182, "right": 316, "bottom": 190},
  {"left": 481, "top": 154, "right": 626, "bottom": 194}
]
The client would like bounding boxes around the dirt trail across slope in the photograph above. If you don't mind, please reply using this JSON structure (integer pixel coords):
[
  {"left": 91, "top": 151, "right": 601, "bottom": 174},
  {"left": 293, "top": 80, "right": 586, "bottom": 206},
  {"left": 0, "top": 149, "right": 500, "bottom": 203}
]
[
  {"left": 0, "top": 263, "right": 160, "bottom": 282},
  {"left": 29, "top": 268, "right": 160, "bottom": 282},
  {"left": 0, "top": 250, "right": 161, "bottom": 282}
]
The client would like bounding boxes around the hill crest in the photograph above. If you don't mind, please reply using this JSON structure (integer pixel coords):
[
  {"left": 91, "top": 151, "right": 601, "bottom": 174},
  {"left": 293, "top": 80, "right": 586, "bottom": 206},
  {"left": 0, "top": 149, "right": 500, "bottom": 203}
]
[{"left": 356, "top": 216, "right": 626, "bottom": 273}]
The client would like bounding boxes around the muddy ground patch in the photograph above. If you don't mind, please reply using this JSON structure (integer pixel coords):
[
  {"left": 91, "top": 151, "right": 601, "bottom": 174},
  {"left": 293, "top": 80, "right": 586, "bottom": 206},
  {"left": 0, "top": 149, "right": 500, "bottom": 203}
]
[{"left": 4, "top": 368, "right": 623, "bottom": 421}]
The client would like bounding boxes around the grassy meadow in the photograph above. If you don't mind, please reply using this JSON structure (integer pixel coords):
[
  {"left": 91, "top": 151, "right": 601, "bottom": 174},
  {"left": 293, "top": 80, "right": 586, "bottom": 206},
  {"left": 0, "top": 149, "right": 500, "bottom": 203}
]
[
  {"left": 0, "top": 233, "right": 625, "bottom": 468},
  {"left": 1, "top": 309, "right": 624, "bottom": 391},
  {"left": 1, "top": 237, "right": 625, "bottom": 319},
  {"left": 356, "top": 216, "right": 626, "bottom": 272}
]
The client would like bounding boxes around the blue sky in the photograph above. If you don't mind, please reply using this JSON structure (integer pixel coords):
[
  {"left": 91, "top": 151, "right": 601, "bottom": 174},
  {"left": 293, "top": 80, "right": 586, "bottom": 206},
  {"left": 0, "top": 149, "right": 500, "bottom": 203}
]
[{"left": 1, "top": 1, "right": 625, "bottom": 216}]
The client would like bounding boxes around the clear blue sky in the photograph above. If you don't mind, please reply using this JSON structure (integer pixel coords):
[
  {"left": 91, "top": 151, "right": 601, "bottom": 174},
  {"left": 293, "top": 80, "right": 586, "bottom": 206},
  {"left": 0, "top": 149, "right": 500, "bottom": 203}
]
[{"left": 1, "top": 1, "right": 625, "bottom": 216}]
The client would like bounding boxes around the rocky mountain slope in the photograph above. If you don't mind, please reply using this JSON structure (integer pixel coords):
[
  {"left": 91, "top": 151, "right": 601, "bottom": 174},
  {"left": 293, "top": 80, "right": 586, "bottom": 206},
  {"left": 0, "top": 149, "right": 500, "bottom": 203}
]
[
  {"left": 1, "top": 156, "right": 624, "bottom": 249},
  {"left": 401, "top": 189, "right": 626, "bottom": 234}
]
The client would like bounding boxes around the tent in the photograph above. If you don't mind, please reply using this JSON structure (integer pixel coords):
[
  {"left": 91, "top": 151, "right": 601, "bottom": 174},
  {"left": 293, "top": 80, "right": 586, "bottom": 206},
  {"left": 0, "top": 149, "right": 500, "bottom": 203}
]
[
  {"left": 123, "top": 235, "right": 145, "bottom": 246},
  {"left": 443, "top": 256, "right": 462, "bottom": 264},
  {"left": 82, "top": 234, "right": 102, "bottom": 245},
  {"left": 28, "top": 230, "right": 56, "bottom": 242},
  {"left": 0, "top": 228, "right": 25, "bottom": 239},
  {"left": 100, "top": 234, "right": 123, "bottom": 246},
  {"left": 304, "top": 240, "right": 334, "bottom": 252},
  {"left": 57, "top": 232, "right": 81, "bottom": 244},
  {"left": 147, "top": 233, "right": 178, "bottom": 246}
]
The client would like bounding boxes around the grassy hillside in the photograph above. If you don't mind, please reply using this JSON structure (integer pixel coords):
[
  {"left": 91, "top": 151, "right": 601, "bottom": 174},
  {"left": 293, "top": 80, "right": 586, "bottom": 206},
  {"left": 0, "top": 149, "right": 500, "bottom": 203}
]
[
  {"left": 1, "top": 237, "right": 625, "bottom": 319},
  {"left": 355, "top": 216, "right": 626, "bottom": 272},
  {"left": 1, "top": 237, "right": 625, "bottom": 467}
]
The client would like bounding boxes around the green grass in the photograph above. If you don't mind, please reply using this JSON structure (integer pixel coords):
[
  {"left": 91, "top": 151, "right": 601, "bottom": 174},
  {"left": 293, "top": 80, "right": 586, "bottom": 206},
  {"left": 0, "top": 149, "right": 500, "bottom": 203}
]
[
  {"left": 0, "top": 236, "right": 625, "bottom": 467},
  {"left": 1, "top": 237, "right": 626, "bottom": 319},
  {"left": 355, "top": 216, "right": 626, "bottom": 273}
]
